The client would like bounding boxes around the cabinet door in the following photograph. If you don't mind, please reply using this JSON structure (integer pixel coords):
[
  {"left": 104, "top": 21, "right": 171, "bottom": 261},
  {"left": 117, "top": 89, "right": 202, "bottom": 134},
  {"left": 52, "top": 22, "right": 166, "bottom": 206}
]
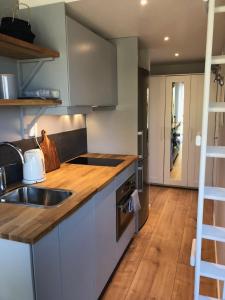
[
  {"left": 59, "top": 200, "right": 95, "bottom": 300},
  {"left": 67, "top": 16, "right": 117, "bottom": 107},
  {"left": 148, "top": 76, "right": 166, "bottom": 184},
  {"left": 164, "top": 75, "right": 191, "bottom": 186},
  {"left": 94, "top": 184, "right": 117, "bottom": 298},
  {"left": 32, "top": 227, "right": 62, "bottom": 300},
  {"left": 188, "top": 75, "right": 216, "bottom": 187}
]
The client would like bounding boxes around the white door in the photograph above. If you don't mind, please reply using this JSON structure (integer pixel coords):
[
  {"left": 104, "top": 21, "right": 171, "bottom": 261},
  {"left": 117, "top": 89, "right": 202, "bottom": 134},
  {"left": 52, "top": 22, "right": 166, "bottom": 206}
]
[
  {"left": 164, "top": 75, "right": 191, "bottom": 186},
  {"left": 188, "top": 74, "right": 216, "bottom": 188},
  {"left": 148, "top": 76, "right": 166, "bottom": 184}
]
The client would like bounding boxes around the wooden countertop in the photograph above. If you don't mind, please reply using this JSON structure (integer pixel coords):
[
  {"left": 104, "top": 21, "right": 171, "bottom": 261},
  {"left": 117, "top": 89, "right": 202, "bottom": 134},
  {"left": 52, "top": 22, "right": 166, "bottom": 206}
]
[{"left": 0, "top": 154, "right": 137, "bottom": 244}]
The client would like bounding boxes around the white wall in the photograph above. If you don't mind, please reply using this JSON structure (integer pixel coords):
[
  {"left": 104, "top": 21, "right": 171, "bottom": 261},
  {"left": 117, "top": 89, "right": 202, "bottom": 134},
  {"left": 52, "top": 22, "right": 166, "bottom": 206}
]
[
  {"left": 87, "top": 37, "right": 138, "bottom": 155},
  {"left": 0, "top": 57, "right": 85, "bottom": 143},
  {"left": 0, "top": 108, "right": 85, "bottom": 142},
  {"left": 0, "top": 0, "right": 86, "bottom": 142},
  {"left": 0, "top": 56, "right": 85, "bottom": 142}
]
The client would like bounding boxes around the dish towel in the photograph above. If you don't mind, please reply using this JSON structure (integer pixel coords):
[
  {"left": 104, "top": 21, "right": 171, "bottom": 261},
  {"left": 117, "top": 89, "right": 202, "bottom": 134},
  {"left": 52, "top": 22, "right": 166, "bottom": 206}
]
[{"left": 128, "top": 189, "right": 141, "bottom": 213}]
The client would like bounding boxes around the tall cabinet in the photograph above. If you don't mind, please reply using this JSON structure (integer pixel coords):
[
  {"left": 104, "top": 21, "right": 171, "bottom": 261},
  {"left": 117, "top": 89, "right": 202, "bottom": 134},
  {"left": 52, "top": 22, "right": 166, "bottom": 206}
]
[
  {"left": 148, "top": 76, "right": 166, "bottom": 184},
  {"left": 187, "top": 75, "right": 216, "bottom": 187},
  {"left": 148, "top": 74, "right": 215, "bottom": 188}
]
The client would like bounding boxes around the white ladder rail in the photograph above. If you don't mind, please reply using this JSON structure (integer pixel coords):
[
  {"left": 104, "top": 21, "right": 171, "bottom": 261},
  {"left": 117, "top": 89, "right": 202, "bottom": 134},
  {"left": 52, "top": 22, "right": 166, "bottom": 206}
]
[{"left": 194, "top": 0, "right": 216, "bottom": 299}]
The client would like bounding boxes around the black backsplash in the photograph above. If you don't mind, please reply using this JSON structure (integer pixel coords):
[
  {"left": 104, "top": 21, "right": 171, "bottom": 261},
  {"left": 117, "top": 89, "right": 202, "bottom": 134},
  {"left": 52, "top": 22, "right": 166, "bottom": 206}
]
[{"left": 0, "top": 128, "right": 87, "bottom": 184}]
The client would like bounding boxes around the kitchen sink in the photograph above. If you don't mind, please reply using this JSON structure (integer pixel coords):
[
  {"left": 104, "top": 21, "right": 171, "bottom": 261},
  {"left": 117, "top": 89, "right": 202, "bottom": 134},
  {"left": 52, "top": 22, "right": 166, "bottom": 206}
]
[{"left": 0, "top": 186, "right": 73, "bottom": 208}]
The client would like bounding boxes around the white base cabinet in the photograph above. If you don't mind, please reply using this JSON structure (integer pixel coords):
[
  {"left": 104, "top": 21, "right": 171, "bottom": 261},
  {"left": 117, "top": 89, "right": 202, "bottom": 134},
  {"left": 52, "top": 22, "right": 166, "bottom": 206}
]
[
  {"left": 59, "top": 200, "right": 96, "bottom": 300},
  {"left": 94, "top": 183, "right": 117, "bottom": 298},
  {"left": 32, "top": 227, "right": 62, "bottom": 300},
  {"left": 0, "top": 239, "right": 35, "bottom": 300},
  {"left": 0, "top": 163, "right": 136, "bottom": 300}
]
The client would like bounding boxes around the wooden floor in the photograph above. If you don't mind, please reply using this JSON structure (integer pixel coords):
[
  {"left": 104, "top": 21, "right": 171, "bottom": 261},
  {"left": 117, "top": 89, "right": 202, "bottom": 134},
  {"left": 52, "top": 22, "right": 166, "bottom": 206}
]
[
  {"left": 102, "top": 186, "right": 217, "bottom": 300},
  {"left": 170, "top": 148, "right": 182, "bottom": 180}
]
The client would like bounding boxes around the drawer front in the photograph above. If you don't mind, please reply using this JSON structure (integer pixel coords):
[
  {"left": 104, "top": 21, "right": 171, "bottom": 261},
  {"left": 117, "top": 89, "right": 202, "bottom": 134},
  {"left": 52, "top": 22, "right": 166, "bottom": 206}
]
[{"left": 115, "top": 162, "right": 136, "bottom": 189}]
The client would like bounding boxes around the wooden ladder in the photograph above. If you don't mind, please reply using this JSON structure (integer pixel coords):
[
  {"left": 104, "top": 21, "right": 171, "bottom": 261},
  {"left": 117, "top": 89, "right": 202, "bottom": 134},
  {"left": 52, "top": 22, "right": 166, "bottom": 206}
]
[{"left": 191, "top": 0, "right": 225, "bottom": 299}]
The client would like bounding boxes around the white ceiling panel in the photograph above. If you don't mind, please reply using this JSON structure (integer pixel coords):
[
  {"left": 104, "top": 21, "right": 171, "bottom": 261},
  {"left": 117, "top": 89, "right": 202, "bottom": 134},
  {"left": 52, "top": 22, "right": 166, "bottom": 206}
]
[{"left": 66, "top": 0, "right": 225, "bottom": 63}]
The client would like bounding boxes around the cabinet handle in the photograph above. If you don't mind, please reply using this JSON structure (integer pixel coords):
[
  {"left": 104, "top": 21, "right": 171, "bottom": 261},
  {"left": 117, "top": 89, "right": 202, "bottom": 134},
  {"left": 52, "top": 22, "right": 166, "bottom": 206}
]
[
  {"left": 138, "top": 166, "right": 143, "bottom": 192},
  {"left": 138, "top": 131, "right": 143, "bottom": 159}
]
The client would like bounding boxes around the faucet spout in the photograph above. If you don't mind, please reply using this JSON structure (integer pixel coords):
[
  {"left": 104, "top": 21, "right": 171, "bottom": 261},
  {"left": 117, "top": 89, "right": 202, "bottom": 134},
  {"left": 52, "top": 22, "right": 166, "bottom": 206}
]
[{"left": 0, "top": 142, "right": 24, "bottom": 164}]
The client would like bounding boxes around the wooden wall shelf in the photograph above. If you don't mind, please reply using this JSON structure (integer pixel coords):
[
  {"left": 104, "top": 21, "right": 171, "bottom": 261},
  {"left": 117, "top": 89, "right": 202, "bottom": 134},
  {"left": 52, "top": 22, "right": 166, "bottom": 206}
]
[
  {"left": 0, "top": 33, "right": 60, "bottom": 59},
  {"left": 0, "top": 99, "right": 62, "bottom": 107}
]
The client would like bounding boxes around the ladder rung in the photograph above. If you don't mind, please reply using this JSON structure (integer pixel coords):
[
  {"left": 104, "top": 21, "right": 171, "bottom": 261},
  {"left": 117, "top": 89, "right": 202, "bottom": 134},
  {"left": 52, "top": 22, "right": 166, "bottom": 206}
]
[
  {"left": 199, "top": 296, "right": 218, "bottom": 300},
  {"left": 209, "top": 102, "right": 225, "bottom": 112},
  {"left": 204, "top": 187, "right": 225, "bottom": 201},
  {"left": 215, "top": 6, "right": 225, "bottom": 13},
  {"left": 200, "top": 261, "right": 225, "bottom": 280},
  {"left": 202, "top": 224, "right": 225, "bottom": 242},
  {"left": 211, "top": 55, "right": 225, "bottom": 64},
  {"left": 206, "top": 146, "right": 225, "bottom": 158}
]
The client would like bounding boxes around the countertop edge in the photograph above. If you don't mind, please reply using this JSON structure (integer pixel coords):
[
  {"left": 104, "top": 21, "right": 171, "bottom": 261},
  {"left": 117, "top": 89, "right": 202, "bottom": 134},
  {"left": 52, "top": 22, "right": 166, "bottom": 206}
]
[{"left": 1, "top": 156, "right": 138, "bottom": 244}]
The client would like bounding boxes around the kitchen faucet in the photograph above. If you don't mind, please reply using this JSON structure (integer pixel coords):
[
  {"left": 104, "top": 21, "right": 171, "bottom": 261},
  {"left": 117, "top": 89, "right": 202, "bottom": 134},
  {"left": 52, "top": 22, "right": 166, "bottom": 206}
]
[
  {"left": 0, "top": 142, "right": 24, "bottom": 194},
  {"left": 0, "top": 142, "right": 24, "bottom": 164}
]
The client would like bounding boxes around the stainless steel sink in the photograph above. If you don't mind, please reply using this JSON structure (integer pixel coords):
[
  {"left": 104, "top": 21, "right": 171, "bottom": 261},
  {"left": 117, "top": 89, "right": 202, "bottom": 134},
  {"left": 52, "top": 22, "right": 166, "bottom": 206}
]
[{"left": 0, "top": 186, "right": 73, "bottom": 208}]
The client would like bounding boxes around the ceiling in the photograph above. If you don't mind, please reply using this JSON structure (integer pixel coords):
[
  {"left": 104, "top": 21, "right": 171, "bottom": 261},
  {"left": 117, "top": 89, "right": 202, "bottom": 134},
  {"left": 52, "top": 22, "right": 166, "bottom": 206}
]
[{"left": 66, "top": 0, "right": 225, "bottom": 64}]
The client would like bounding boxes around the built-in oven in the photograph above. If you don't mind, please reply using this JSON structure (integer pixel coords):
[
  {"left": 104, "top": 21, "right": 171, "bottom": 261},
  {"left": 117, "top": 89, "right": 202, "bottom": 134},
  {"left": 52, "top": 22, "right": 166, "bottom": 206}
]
[{"left": 116, "top": 174, "right": 136, "bottom": 241}]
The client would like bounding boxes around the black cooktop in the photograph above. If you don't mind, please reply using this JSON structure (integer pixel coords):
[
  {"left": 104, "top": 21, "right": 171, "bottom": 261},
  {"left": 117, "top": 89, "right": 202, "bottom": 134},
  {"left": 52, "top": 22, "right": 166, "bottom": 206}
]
[{"left": 67, "top": 157, "right": 124, "bottom": 167}]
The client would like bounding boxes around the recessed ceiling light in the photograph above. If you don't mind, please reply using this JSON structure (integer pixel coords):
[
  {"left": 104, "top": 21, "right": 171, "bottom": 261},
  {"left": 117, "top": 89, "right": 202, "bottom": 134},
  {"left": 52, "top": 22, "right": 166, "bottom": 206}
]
[
  {"left": 140, "top": 0, "right": 148, "bottom": 6},
  {"left": 164, "top": 36, "right": 170, "bottom": 42},
  {"left": 174, "top": 52, "right": 180, "bottom": 57}
]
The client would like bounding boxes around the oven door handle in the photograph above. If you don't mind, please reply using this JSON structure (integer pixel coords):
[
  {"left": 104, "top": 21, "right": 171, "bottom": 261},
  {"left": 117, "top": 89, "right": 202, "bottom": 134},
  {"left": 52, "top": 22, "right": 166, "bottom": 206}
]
[{"left": 117, "top": 198, "right": 132, "bottom": 213}]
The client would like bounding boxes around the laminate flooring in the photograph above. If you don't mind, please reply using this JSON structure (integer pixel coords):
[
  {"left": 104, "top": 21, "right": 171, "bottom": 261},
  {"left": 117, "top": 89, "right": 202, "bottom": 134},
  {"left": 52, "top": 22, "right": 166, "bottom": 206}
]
[{"left": 102, "top": 186, "right": 217, "bottom": 300}]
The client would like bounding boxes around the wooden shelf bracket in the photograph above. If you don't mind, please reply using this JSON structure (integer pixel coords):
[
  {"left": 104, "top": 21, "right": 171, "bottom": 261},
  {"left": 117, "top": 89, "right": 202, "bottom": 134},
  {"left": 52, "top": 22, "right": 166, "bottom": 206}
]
[
  {"left": 17, "top": 57, "right": 55, "bottom": 95},
  {"left": 19, "top": 106, "right": 47, "bottom": 139}
]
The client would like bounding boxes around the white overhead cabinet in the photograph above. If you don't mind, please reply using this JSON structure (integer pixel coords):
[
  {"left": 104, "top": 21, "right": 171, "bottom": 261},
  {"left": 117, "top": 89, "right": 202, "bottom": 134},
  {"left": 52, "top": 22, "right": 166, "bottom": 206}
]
[
  {"left": 148, "top": 74, "right": 215, "bottom": 188},
  {"left": 22, "top": 3, "right": 117, "bottom": 114},
  {"left": 67, "top": 17, "right": 117, "bottom": 107}
]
